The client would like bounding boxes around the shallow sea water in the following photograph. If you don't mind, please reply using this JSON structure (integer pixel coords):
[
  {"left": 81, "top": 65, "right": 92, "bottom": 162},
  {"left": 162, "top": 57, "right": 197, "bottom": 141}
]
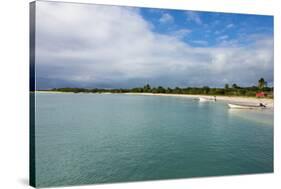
[{"left": 34, "top": 93, "right": 273, "bottom": 187}]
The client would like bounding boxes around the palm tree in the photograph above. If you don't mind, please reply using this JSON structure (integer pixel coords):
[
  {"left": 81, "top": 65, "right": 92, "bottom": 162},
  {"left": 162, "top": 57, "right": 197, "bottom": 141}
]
[
  {"left": 232, "top": 83, "right": 238, "bottom": 89},
  {"left": 224, "top": 84, "right": 229, "bottom": 89},
  {"left": 258, "top": 78, "right": 265, "bottom": 89},
  {"left": 143, "top": 84, "right": 151, "bottom": 92}
]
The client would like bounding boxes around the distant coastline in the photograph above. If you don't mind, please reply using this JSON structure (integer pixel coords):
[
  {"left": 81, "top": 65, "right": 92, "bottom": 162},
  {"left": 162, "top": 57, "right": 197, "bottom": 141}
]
[
  {"left": 35, "top": 80, "right": 273, "bottom": 98},
  {"left": 35, "top": 78, "right": 274, "bottom": 108},
  {"left": 35, "top": 90, "right": 274, "bottom": 109}
]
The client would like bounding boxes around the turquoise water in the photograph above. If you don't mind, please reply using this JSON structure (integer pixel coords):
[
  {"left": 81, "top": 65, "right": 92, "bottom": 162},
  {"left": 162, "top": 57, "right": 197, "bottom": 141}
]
[{"left": 35, "top": 93, "right": 273, "bottom": 187}]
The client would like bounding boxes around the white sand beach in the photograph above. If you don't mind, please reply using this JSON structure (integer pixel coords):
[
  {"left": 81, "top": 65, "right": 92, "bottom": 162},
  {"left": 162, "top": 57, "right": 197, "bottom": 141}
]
[
  {"left": 34, "top": 91, "right": 274, "bottom": 109},
  {"left": 125, "top": 93, "right": 274, "bottom": 109}
]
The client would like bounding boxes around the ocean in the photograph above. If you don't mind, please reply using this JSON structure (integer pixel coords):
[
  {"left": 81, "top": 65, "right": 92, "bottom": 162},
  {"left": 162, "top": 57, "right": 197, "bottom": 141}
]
[{"left": 34, "top": 93, "right": 273, "bottom": 187}]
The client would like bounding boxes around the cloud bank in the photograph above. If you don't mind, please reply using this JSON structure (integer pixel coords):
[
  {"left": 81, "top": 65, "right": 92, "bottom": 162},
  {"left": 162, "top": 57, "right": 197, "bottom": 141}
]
[{"left": 35, "top": 2, "right": 273, "bottom": 89}]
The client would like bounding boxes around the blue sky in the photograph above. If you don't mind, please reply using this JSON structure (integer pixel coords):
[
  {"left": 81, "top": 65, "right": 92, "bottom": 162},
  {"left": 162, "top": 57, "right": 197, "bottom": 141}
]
[
  {"left": 140, "top": 8, "right": 273, "bottom": 47},
  {"left": 35, "top": 1, "right": 273, "bottom": 89}
]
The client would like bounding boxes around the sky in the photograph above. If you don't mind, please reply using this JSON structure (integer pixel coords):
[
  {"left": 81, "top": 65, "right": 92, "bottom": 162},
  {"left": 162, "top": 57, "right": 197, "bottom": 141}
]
[{"left": 34, "top": 1, "right": 273, "bottom": 89}]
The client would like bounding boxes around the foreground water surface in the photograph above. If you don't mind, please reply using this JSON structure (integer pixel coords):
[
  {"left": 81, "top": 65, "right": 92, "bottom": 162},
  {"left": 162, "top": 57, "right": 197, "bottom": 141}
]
[{"left": 34, "top": 93, "right": 273, "bottom": 187}]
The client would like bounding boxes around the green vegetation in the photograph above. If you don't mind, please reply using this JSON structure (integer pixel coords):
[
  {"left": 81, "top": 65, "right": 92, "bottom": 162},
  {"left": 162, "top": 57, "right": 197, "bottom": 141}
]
[
  {"left": 46, "top": 78, "right": 273, "bottom": 98},
  {"left": 258, "top": 77, "right": 267, "bottom": 89}
]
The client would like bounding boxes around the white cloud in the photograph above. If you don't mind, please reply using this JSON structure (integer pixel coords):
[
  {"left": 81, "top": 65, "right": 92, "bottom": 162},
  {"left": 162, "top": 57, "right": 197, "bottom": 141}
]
[
  {"left": 191, "top": 40, "right": 208, "bottom": 46},
  {"left": 214, "top": 30, "right": 222, "bottom": 35},
  {"left": 217, "top": 35, "right": 229, "bottom": 41},
  {"left": 186, "top": 11, "right": 202, "bottom": 25},
  {"left": 226, "top": 23, "right": 235, "bottom": 29},
  {"left": 159, "top": 13, "right": 174, "bottom": 23},
  {"left": 173, "top": 29, "right": 192, "bottom": 39},
  {"left": 35, "top": 2, "right": 273, "bottom": 89}
]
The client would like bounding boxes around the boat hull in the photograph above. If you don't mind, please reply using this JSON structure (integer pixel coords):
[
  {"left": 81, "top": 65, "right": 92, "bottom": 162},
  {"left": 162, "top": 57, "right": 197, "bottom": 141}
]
[
  {"left": 228, "top": 103, "right": 263, "bottom": 109},
  {"left": 199, "top": 97, "right": 215, "bottom": 102}
]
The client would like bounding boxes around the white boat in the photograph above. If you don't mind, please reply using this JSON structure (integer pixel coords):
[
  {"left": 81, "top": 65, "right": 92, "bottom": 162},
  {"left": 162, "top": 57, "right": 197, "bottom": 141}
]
[
  {"left": 228, "top": 103, "right": 266, "bottom": 109},
  {"left": 199, "top": 97, "right": 216, "bottom": 102}
]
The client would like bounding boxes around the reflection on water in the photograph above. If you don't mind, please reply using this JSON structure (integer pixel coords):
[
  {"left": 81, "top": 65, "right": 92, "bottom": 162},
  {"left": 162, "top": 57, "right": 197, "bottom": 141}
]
[{"left": 228, "top": 108, "right": 273, "bottom": 126}]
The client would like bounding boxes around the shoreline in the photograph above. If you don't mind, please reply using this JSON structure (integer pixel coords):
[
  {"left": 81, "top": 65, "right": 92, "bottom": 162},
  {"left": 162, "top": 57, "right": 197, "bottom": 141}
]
[
  {"left": 35, "top": 91, "right": 112, "bottom": 94},
  {"left": 34, "top": 91, "right": 274, "bottom": 108},
  {"left": 125, "top": 93, "right": 274, "bottom": 109}
]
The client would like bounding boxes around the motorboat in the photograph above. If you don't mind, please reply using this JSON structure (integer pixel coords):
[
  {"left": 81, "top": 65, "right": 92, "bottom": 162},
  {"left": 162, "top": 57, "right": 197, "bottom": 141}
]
[
  {"left": 228, "top": 103, "right": 266, "bottom": 109},
  {"left": 199, "top": 97, "right": 216, "bottom": 102}
]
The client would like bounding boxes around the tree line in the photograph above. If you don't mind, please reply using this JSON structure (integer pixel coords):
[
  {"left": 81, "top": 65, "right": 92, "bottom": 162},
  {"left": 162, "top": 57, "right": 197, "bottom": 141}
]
[{"left": 49, "top": 78, "right": 273, "bottom": 98}]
